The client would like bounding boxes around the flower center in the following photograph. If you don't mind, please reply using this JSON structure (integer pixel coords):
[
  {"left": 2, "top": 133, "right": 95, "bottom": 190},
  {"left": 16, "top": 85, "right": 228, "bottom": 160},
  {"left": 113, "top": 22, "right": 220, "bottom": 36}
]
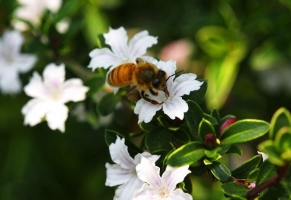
[
  {"left": 158, "top": 186, "right": 170, "bottom": 199},
  {"left": 44, "top": 80, "right": 62, "bottom": 101}
]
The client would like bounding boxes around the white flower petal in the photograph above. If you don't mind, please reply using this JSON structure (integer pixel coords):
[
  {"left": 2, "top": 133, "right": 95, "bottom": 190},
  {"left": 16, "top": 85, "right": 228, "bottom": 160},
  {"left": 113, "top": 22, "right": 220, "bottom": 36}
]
[
  {"left": 0, "top": 68, "right": 21, "bottom": 94},
  {"left": 88, "top": 48, "right": 120, "bottom": 70},
  {"left": 134, "top": 99, "right": 162, "bottom": 124},
  {"left": 105, "top": 163, "right": 132, "bottom": 186},
  {"left": 21, "top": 99, "right": 51, "bottom": 126},
  {"left": 169, "top": 188, "right": 193, "bottom": 200},
  {"left": 2, "top": 30, "right": 23, "bottom": 54},
  {"left": 24, "top": 72, "right": 48, "bottom": 99},
  {"left": 136, "top": 157, "right": 162, "bottom": 188},
  {"left": 114, "top": 176, "right": 144, "bottom": 200},
  {"left": 162, "top": 165, "right": 191, "bottom": 191},
  {"left": 163, "top": 96, "right": 188, "bottom": 120},
  {"left": 104, "top": 27, "right": 129, "bottom": 61},
  {"left": 61, "top": 79, "right": 88, "bottom": 103},
  {"left": 46, "top": 103, "right": 68, "bottom": 132},
  {"left": 43, "top": 63, "right": 65, "bottom": 86},
  {"left": 133, "top": 185, "right": 160, "bottom": 200},
  {"left": 109, "top": 136, "right": 135, "bottom": 169},
  {"left": 140, "top": 56, "right": 158, "bottom": 65},
  {"left": 135, "top": 152, "right": 160, "bottom": 165},
  {"left": 171, "top": 73, "right": 203, "bottom": 97},
  {"left": 129, "top": 30, "right": 157, "bottom": 58},
  {"left": 157, "top": 60, "right": 176, "bottom": 78},
  {"left": 14, "top": 54, "right": 37, "bottom": 73}
]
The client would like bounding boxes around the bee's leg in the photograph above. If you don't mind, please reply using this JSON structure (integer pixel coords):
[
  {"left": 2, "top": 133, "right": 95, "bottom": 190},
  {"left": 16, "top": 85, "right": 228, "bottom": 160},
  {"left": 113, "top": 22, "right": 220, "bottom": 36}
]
[
  {"left": 149, "top": 87, "right": 158, "bottom": 96},
  {"left": 164, "top": 87, "right": 169, "bottom": 97},
  {"left": 126, "top": 85, "right": 137, "bottom": 95},
  {"left": 141, "top": 90, "right": 163, "bottom": 105}
]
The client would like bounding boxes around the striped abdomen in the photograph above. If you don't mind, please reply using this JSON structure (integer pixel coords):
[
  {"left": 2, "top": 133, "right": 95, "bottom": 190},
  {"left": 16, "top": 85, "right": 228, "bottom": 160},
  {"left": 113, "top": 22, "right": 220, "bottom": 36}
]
[{"left": 107, "top": 63, "right": 136, "bottom": 87}]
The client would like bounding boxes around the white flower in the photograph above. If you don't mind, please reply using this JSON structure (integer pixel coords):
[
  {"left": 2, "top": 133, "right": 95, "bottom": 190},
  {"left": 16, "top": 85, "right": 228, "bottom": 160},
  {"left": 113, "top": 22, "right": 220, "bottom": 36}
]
[
  {"left": 0, "top": 30, "right": 36, "bottom": 94},
  {"left": 88, "top": 27, "right": 158, "bottom": 71},
  {"left": 13, "top": 0, "right": 62, "bottom": 30},
  {"left": 257, "top": 151, "right": 268, "bottom": 162},
  {"left": 105, "top": 136, "right": 160, "bottom": 200},
  {"left": 133, "top": 157, "right": 192, "bottom": 200},
  {"left": 21, "top": 63, "right": 88, "bottom": 132},
  {"left": 134, "top": 60, "right": 203, "bottom": 124}
]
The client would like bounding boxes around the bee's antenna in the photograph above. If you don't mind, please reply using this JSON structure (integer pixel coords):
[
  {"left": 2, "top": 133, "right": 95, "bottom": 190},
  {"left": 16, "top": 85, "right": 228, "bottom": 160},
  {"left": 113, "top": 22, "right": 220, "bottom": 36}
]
[{"left": 166, "top": 70, "right": 184, "bottom": 81}]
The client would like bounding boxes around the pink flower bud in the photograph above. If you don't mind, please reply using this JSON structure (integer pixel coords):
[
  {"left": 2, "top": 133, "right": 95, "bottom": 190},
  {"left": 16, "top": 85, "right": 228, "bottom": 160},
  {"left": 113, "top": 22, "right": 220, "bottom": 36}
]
[
  {"left": 205, "top": 133, "right": 217, "bottom": 149},
  {"left": 220, "top": 117, "right": 237, "bottom": 135}
]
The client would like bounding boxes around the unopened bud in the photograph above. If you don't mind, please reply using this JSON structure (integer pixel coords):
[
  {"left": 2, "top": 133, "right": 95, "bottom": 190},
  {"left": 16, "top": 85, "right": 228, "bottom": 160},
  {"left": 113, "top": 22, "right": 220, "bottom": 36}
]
[
  {"left": 220, "top": 117, "right": 237, "bottom": 135},
  {"left": 205, "top": 133, "right": 217, "bottom": 149}
]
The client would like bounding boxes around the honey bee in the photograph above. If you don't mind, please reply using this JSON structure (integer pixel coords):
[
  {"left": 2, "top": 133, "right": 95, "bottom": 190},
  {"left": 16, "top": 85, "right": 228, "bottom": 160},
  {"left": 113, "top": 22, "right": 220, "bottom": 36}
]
[{"left": 107, "top": 58, "right": 169, "bottom": 104}]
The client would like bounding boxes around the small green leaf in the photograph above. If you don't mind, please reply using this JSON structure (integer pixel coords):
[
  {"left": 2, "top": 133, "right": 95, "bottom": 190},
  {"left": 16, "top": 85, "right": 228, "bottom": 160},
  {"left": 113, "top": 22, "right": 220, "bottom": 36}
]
[
  {"left": 140, "top": 121, "right": 159, "bottom": 132},
  {"left": 104, "top": 129, "right": 122, "bottom": 146},
  {"left": 220, "top": 119, "right": 270, "bottom": 145},
  {"left": 185, "top": 100, "right": 203, "bottom": 140},
  {"left": 205, "top": 149, "right": 222, "bottom": 161},
  {"left": 274, "top": 127, "right": 291, "bottom": 155},
  {"left": 269, "top": 107, "right": 291, "bottom": 140},
  {"left": 231, "top": 155, "right": 262, "bottom": 179},
  {"left": 97, "top": 93, "right": 121, "bottom": 116},
  {"left": 221, "top": 182, "right": 248, "bottom": 199},
  {"left": 167, "top": 142, "right": 205, "bottom": 167},
  {"left": 203, "top": 113, "right": 219, "bottom": 126},
  {"left": 145, "top": 128, "right": 171, "bottom": 151},
  {"left": 225, "top": 145, "right": 242, "bottom": 156},
  {"left": 256, "top": 161, "right": 276, "bottom": 185},
  {"left": 211, "top": 109, "right": 220, "bottom": 122},
  {"left": 209, "top": 161, "right": 231, "bottom": 182},
  {"left": 258, "top": 140, "right": 285, "bottom": 166},
  {"left": 198, "top": 118, "right": 216, "bottom": 142}
]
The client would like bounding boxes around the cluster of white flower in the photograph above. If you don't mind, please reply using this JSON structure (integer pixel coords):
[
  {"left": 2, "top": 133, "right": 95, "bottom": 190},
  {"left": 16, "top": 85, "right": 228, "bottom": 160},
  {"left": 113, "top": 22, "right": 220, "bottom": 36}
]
[
  {"left": 106, "top": 136, "right": 192, "bottom": 200},
  {"left": 89, "top": 27, "right": 203, "bottom": 124}
]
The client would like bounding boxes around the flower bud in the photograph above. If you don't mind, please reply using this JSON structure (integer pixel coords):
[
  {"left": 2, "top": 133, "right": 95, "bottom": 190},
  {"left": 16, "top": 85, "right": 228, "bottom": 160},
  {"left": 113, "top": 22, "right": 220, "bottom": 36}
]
[
  {"left": 205, "top": 133, "right": 217, "bottom": 149},
  {"left": 220, "top": 117, "right": 237, "bottom": 135}
]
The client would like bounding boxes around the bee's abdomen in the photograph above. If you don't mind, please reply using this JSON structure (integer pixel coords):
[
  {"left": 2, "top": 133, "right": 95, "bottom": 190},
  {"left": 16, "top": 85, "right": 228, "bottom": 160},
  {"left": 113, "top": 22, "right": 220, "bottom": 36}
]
[{"left": 107, "top": 63, "right": 135, "bottom": 86}]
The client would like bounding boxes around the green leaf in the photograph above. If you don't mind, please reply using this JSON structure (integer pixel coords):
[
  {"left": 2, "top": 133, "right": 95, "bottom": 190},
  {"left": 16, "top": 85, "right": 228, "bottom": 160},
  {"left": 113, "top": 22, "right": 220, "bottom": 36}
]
[
  {"left": 221, "top": 182, "right": 248, "bottom": 199},
  {"left": 231, "top": 155, "right": 262, "bottom": 179},
  {"left": 203, "top": 113, "right": 219, "bottom": 126},
  {"left": 167, "top": 142, "right": 205, "bottom": 167},
  {"left": 185, "top": 100, "right": 203, "bottom": 140},
  {"left": 205, "top": 149, "right": 222, "bottom": 161},
  {"left": 185, "top": 80, "right": 207, "bottom": 104},
  {"left": 172, "top": 129, "right": 191, "bottom": 143},
  {"left": 145, "top": 128, "right": 171, "bottom": 151},
  {"left": 209, "top": 161, "right": 231, "bottom": 182},
  {"left": 139, "top": 121, "right": 159, "bottom": 132},
  {"left": 104, "top": 129, "right": 123, "bottom": 146},
  {"left": 198, "top": 118, "right": 216, "bottom": 142},
  {"left": 274, "top": 127, "right": 291, "bottom": 158},
  {"left": 258, "top": 140, "right": 286, "bottom": 166},
  {"left": 211, "top": 109, "right": 220, "bottom": 123},
  {"left": 256, "top": 161, "right": 276, "bottom": 185},
  {"left": 97, "top": 93, "right": 121, "bottom": 116},
  {"left": 220, "top": 119, "right": 270, "bottom": 145},
  {"left": 269, "top": 107, "right": 291, "bottom": 140},
  {"left": 225, "top": 145, "right": 242, "bottom": 156}
]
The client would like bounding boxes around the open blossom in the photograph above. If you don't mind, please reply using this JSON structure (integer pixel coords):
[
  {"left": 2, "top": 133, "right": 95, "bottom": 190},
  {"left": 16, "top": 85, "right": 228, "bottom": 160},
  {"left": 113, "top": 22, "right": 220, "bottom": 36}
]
[
  {"left": 0, "top": 30, "right": 37, "bottom": 94},
  {"left": 105, "top": 136, "right": 160, "bottom": 200},
  {"left": 133, "top": 157, "right": 192, "bottom": 200},
  {"left": 134, "top": 60, "right": 203, "bottom": 123},
  {"left": 21, "top": 63, "right": 88, "bottom": 132},
  {"left": 88, "top": 27, "right": 158, "bottom": 71},
  {"left": 13, "top": 0, "right": 62, "bottom": 30}
]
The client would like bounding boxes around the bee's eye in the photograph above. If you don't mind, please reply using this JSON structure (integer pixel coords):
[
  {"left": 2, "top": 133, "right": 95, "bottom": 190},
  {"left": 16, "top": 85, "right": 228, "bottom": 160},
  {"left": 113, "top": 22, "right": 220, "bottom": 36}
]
[{"left": 152, "top": 79, "right": 159, "bottom": 88}]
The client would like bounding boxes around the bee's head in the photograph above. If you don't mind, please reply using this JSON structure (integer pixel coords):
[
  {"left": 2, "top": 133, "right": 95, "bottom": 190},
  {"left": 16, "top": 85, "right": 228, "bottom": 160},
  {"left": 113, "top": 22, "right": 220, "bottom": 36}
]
[{"left": 152, "top": 70, "right": 167, "bottom": 90}]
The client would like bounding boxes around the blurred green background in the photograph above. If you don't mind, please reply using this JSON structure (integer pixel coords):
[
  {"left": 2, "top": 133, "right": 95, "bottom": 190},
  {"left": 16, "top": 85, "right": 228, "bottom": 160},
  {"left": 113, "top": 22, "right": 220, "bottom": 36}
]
[{"left": 1, "top": 0, "right": 291, "bottom": 199}]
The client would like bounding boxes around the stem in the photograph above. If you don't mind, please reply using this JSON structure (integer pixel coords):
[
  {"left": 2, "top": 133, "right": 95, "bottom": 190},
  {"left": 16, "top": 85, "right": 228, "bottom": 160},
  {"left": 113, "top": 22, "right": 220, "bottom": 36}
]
[{"left": 247, "top": 163, "right": 290, "bottom": 200}]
